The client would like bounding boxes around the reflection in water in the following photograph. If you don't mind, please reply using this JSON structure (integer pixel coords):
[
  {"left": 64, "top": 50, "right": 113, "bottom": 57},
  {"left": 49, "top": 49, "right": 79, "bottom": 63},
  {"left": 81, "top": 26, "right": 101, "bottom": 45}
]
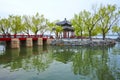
[
  {"left": 0, "top": 46, "right": 53, "bottom": 73},
  {"left": 52, "top": 46, "right": 75, "bottom": 64},
  {"left": 108, "top": 42, "right": 120, "bottom": 80},
  {"left": 72, "top": 47, "right": 115, "bottom": 80},
  {"left": 0, "top": 43, "right": 120, "bottom": 80}
]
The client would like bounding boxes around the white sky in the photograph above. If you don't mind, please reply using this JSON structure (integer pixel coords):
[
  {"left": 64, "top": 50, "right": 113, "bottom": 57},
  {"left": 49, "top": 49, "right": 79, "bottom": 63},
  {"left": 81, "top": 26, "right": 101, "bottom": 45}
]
[{"left": 0, "top": 0, "right": 120, "bottom": 21}]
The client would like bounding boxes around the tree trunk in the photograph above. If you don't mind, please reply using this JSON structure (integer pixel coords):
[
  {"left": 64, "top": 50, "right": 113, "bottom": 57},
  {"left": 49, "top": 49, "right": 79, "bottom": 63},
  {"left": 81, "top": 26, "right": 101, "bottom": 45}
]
[
  {"left": 27, "top": 30, "right": 29, "bottom": 35},
  {"left": 14, "top": 34, "right": 16, "bottom": 38},
  {"left": 81, "top": 31, "right": 83, "bottom": 41},
  {"left": 56, "top": 32, "right": 58, "bottom": 39},
  {"left": 89, "top": 31, "right": 92, "bottom": 41},
  {"left": 27, "top": 33, "right": 29, "bottom": 35},
  {"left": 102, "top": 32, "right": 106, "bottom": 40},
  {"left": 35, "top": 30, "right": 38, "bottom": 36},
  {"left": 14, "top": 31, "right": 17, "bottom": 38},
  {"left": 1, "top": 27, "right": 6, "bottom": 35}
]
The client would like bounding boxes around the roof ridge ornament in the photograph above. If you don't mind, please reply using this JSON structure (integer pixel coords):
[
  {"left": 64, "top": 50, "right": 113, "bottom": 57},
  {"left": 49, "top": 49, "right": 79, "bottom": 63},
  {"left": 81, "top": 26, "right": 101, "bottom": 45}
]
[{"left": 64, "top": 18, "right": 66, "bottom": 21}]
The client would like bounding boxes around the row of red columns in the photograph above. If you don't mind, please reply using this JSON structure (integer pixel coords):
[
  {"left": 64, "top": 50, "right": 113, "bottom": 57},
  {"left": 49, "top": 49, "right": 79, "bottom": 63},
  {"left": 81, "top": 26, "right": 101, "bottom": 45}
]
[{"left": 63, "top": 31, "right": 74, "bottom": 38}]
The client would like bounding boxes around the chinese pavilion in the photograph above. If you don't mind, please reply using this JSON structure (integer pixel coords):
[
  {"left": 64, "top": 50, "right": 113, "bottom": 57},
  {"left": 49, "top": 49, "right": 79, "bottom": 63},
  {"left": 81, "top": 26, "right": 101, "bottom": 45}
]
[{"left": 56, "top": 18, "right": 74, "bottom": 38}]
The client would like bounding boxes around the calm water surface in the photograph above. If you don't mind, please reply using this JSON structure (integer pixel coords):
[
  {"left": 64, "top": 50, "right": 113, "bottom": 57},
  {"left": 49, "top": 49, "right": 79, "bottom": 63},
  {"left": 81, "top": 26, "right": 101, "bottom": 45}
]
[{"left": 0, "top": 42, "right": 120, "bottom": 80}]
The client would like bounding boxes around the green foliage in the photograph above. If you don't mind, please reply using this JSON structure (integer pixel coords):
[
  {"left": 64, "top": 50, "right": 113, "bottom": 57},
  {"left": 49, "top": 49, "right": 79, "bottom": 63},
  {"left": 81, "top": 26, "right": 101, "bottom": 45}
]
[
  {"left": 83, "top": 10, "right": 101, "bottom": 40},
  {"left": 112, "top": 26, "right": 120, "bottom": 36},
  {"left": 0, "top": 4, "right": 119, "bottom": 38},
  {"left": 47, "top": 20, "right": 59, "bottom": 31},
  {"left": 22, "top": 15, "right": 32, "bottom": 35},
  {"left": 55, "top": 26, "right": 62, "bottom": 32},
  {"left": 10, "top": 15, "right": 23, "bottom": 34},
  {"left": 0, "top": 18, "right": 11, "bottom": 34},
  {"left": 71, "top": 13, "right": 85, "bottom": 39},
  {"left": 98, "top": 4, "right": 120, "bottom": 40},
  {"left": 47, "top": 20, "right": 62, "bottom": 38},
  {"left": 112, "top": 26, "right": 120, "bottom": 33},
  {"left": 31, "top": 13, "right": 48, "bottom": 35},
  {"left": 71, "top": 9, "right": 101, "bottom": 40}
]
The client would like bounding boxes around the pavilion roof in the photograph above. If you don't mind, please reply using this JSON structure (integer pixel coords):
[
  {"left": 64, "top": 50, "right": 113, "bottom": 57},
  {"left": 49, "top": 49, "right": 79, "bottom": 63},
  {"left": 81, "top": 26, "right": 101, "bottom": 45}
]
[
  {"left": 56, "top": 18, "right": 72, "bottom": 26},
  {"left": 62, "top": 26, "right": 74, "bottom": 31}
]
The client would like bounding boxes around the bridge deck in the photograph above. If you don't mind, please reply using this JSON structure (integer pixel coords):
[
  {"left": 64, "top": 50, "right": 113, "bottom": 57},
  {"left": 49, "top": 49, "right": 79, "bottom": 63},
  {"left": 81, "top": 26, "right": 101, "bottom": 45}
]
[{"left": 0, "top": 35, "right": 48, "bottom": 41}]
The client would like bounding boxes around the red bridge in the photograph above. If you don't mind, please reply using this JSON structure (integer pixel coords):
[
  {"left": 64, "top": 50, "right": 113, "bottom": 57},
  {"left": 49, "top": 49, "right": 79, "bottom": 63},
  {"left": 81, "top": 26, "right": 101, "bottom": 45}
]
[{"left": 0, "top": 35, "right": 48, "bottom": 41}]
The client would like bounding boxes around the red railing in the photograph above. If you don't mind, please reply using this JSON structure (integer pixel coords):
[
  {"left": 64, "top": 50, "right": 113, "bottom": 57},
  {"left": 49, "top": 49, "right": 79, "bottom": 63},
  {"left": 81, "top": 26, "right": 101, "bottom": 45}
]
[
  {"left": 0, "top": 35, "right": 49, "bottom": 41},
  {"left": 0, "top": 34, "right": 49, "bottom": 38}
]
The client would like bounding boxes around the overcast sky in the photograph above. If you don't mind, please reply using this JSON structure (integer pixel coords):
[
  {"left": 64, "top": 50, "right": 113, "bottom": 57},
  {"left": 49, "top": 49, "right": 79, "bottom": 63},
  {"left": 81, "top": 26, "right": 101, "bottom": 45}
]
[{"left": 0, "top": 0, "right": 120, "bottom": 21}]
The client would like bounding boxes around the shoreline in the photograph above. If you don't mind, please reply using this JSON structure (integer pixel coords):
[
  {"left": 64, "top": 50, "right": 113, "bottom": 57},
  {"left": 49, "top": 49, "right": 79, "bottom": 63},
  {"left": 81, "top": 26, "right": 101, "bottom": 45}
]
[{"left": 50, "top": 38, "right": 116, "bottom": 46}]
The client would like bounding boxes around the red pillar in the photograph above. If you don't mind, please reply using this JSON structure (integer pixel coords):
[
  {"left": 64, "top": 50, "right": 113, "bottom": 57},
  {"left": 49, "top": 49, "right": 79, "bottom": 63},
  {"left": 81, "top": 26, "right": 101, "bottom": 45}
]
[
  {"left": 71, "top": 32, "right": 74, "bottom": 38},
  {"left": 63, "top": 31, "right": 67, "bottom": 38},
  {"left": 68, "top": 31, "right": 69, "bottom": 38}
]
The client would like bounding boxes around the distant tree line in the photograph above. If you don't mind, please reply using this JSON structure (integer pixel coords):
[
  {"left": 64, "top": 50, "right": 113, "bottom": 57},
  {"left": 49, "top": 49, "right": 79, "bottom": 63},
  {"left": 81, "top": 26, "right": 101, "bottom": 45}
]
[{"left": 0, "top": 4, "right": 120, "bottom": 40}]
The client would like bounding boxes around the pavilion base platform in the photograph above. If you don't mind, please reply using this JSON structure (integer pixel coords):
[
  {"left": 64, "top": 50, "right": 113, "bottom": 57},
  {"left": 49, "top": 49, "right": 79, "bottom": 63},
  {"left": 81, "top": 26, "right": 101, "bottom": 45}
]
[{"left": 50, "top": 39, "right": 116, "bottom": 46}]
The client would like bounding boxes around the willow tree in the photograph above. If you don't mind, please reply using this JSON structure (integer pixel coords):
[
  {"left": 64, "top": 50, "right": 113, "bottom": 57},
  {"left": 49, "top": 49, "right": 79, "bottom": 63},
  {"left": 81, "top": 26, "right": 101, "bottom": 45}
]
[
  {"left": 0, "top": 18, "right": 11, "bottom": 35},
  {"left": 71, "top": 13, "right": 85, "bottom": 40},
  {"left": 82, "top": 10, "right": 101, "bottom": 40},
  {"left": 55, "top": 26, "right": 63, "bottom": 39},
  {"left": 10, "top": 15, "right": 24, "bottom": 35},
  {"left": 112, "top": 26, "right": 120, "bottom": 37},
  {"left": 47, "top": 21, "right": 55, "bottom": 35},
  {"left": 40, "top": 19, "right": 49, "bottom": 35},
  {"left": 22, "top": 15, "right": 32, "bottom": 35},
  {"left": 47, "top": 20, "right": 60, "bottom": 37},
  {"left": 98, "top": 4, "right": 120, "bottom": 40},
  {"left": 31, "top": 13, "right": 47, "bottom": 35},
  {"left": 47, "top": 20, "right": 62, "bottom": 39}
]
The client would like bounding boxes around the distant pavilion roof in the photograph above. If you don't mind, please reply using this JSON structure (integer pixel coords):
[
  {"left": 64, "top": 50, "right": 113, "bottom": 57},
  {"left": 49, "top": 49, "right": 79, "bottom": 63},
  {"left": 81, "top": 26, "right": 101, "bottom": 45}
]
[
  {"left": 56, "top": 18, "right": 74, "bottom": 31},
  {"left": 56, "top": 18, "right": 72, "bottom": 26}
]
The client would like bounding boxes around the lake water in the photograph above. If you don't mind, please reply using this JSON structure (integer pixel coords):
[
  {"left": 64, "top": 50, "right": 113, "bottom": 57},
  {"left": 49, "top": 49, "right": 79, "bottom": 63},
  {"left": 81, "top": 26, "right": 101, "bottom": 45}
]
[
  {"left": 0, "top": 42, "right": 120, "bottom": 80},
  {"left": 93, "top": 35, "right": 119, "bottom": 39}
]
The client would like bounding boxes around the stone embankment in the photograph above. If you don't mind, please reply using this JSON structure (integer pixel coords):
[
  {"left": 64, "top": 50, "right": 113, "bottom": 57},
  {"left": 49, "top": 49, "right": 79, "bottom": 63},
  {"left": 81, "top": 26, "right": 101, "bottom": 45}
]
[{"left": 50, "top": 39, "right": 116, "bottom": 46}]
